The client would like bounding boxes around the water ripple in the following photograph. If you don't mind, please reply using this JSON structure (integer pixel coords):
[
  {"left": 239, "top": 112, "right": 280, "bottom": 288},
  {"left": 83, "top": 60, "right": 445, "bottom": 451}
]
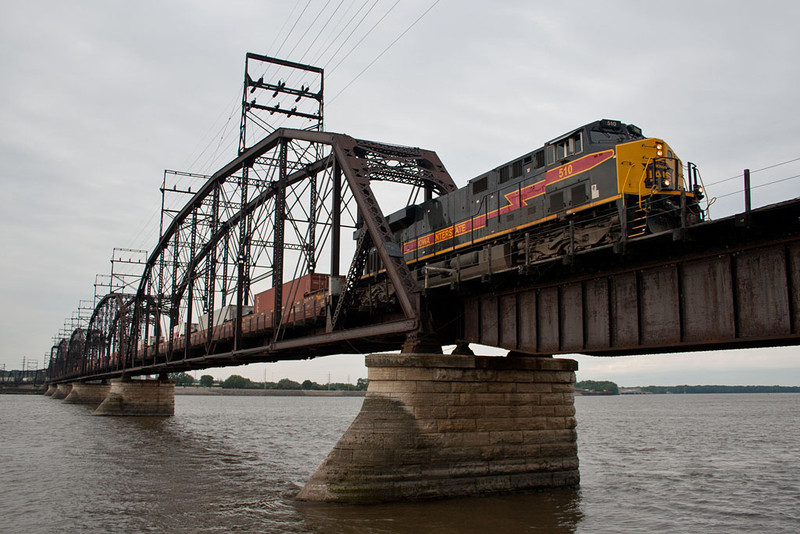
[{"left": 1, "top": 393, "right": 797, "bottom": 532}]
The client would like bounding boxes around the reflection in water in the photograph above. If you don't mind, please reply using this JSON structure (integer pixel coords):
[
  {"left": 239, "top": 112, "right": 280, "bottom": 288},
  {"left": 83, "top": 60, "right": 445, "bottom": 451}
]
[{"left": 296, "top": 490, "right": 582, "bottom": 534}]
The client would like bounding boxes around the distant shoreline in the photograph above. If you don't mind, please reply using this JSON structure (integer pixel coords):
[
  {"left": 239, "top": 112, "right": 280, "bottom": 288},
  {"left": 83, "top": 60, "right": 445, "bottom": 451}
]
[
  {"left": 174, "top": 386, "right": 365, "bottom": 397},
  {"left": 618, "top": 385, "right": 800, "bottom": 395}
]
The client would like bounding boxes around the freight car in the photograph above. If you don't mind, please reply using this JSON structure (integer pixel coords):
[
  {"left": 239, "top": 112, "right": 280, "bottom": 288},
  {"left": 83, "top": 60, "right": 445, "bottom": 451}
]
[
  {"left": 148, "top": 273, "right": 335, "bottom": 359},
  {"left": 364, "top": 119, "right": 705, "bottom": 289}
]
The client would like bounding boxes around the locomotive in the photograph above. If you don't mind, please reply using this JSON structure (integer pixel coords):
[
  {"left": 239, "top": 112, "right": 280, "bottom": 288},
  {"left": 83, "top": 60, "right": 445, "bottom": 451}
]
[{"left": 366, "top": 119, "right": 705, "bottom": 289}]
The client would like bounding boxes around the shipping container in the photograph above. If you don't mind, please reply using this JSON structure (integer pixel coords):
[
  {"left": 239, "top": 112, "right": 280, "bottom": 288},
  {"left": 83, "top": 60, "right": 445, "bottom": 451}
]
[
  {"left": 172, "top": 322, "right": 199, "bottom": 340},
  {"left": 198, "top": 305, "right": 253, "bottom": 331},
  {"left": 253, "top": 273, "right": 330, "bottom": 315}
]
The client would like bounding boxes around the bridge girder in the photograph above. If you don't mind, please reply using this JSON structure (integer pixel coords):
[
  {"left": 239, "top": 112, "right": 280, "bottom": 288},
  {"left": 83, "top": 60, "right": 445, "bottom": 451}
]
[{"left": 459, "top": 200, "right": 800, "bottom": 356}]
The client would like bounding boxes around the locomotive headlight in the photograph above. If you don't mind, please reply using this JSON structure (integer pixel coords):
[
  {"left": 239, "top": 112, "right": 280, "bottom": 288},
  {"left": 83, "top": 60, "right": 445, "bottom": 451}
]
[
  {"left": 693, "top": 184, "right": 705, "bottom": 200},
  {"left": 663, "top": 179, "right": 671, "bottom": 187},
  {"left": 656, "top": 143, "right": 663, "bottom": 156}
]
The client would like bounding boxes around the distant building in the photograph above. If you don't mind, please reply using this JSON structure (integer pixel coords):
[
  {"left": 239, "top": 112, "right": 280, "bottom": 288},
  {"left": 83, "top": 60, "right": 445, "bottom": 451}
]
[{"left": 574, "top": 388, "right": 615, "bottom": 396}]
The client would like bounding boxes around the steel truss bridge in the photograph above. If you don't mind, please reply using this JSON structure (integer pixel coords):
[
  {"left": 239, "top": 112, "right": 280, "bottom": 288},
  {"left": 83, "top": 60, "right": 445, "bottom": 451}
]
[
  {"left": 46, "top": 122, "right": 800, "bottom": 385},
  {"left": 48, "top": 128, "right": 461, "bottom": 382}
]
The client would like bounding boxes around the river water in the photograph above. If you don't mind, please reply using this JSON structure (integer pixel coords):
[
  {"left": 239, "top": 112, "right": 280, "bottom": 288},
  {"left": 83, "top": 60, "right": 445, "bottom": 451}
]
[{"left": 1, "top": 393, "right": 798, "bottom": 533}]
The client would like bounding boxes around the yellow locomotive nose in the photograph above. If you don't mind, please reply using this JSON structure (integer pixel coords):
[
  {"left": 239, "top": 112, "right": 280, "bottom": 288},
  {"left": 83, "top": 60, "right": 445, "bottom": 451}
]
[{"left": 616, "top": 138, "right": 684, "bottom": 196}]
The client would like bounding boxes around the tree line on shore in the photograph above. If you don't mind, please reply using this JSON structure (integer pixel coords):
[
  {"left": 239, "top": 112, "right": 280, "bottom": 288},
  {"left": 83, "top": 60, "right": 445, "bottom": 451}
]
[
  {"left": 170, "top": 372, "right": 368, "bottom": 391},
  {"left": 576, "top": 380, "right": 619, "bottom": 395},
  {"left": 635, "top": 385, "right": 800, "bottom": 394},
  {"left": 575, "top": 380, "right": 800, "bottom": 395}
]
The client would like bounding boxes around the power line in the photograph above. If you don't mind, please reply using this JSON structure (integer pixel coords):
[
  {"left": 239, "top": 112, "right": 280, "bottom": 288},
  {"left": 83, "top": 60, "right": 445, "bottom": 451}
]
[
  {"left": 266, "top": 1, "right": 306, "bottom": 56},
  {"left": 751, "top": 156, "right": 800, "bottom": 174},
  {"left": 705, "top": 155, "right": 800, "bottom": 187},
  {"left": 285, "top": 0, "right": 336, "bottom": 61},
  {"left": 323, "top": 0, "right": 385, "bottom": 75},
  {"left": 712, "top": 173, "right": 800, "bottom": 200},
  {"left": 310, "top": 0, "right": 373, "bottom": 67},
  {"left": 328, "top": 0, "right": 442, "bottom": 104},
  {"left": 260, "top": 1, "right": 355, "bottom": 95},
  {"left": 298, "top": 0, "right": 348, "bottom": 64},
  {"left": 272, "top": 0, "right": 315, "bottom": 60}
]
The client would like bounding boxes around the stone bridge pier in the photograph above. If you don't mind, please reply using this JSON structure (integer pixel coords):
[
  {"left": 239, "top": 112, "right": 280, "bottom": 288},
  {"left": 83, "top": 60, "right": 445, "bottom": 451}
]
[
  {"left": 63, "top": 382, "right": 111, "bottom": 405},
  {"left": 46, "top": 377, "right": 175, "bottom": 416},
  {"left": 298, "top": 353, "right": 578, "bottom": 502},
  {"left": 93, "top": 377, "right": 175, "bottom": 416},
  {"left": 50, "top": 383, "right": 72, "bottom": 400}
]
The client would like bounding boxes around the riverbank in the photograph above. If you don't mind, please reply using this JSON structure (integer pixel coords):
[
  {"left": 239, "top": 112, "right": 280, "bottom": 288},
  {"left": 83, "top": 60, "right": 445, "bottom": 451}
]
[
  {"left": 175, "top": 386, "right": 365, "bottom": 397},
  {"left": 0, "top": 386, "right": 44, "bottom": 395}
]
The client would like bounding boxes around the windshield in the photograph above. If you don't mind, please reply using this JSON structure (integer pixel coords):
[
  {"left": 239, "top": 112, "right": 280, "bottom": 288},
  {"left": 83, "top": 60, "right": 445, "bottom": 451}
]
[{"left": 589, "top": 128, "right": 630, "bottom": 145}]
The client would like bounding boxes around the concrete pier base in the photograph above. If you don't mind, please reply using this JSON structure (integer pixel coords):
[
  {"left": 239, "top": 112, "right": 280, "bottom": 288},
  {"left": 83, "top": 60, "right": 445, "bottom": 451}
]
[
  {"left": 297, "top": 353, "right": 579, "bottom": 503},
  {"left": 43, "top": 384, "right": 57, "bottom": 396},
  {"left": 63, "top": 383, "right": 111, "bottom": 405},
  {"left": 93, "top": 378, "right": 175, "bottom": 416},
  {"left": 50, "top": 383, "right": 72, "bottom": 400}
]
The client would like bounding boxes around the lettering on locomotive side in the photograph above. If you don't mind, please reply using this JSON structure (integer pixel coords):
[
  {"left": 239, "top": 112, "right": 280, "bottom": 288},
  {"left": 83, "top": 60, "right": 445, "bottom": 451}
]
[
  {"left": 454, "top": 220, "right": 471, "bottom": 236},
  {"left": 546, "top": 149, "right": 615, "bottom": 183},
  {"left": 558, "top": 164, "right": 574, "bottom": 179},
  {"left": 435, "top": 226, "right": 454, "bottom": 242},
  {"left": 417, "top": 234, "right": 434, "bottom": 248}
]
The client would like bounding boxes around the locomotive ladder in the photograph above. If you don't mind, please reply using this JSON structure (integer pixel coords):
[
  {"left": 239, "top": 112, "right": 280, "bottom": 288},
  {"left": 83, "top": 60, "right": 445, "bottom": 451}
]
[{"left": 628, "top": 204, "right": 649, "bottom": 238}]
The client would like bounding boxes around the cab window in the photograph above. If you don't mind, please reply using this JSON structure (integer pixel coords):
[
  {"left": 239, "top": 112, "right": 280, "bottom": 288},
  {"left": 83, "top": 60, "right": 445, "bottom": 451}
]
[
  {"left": 572, "top": 132, "right": 583, "bottom": 153},
  {"left": 534, "top": 150, "right": 545, "bottom": 168},
  {"left": 556, "top": 132, "right": 583, "bottom": 159},
  {"left": 547, "top": 146, "right": 555, "bottom": 165}
]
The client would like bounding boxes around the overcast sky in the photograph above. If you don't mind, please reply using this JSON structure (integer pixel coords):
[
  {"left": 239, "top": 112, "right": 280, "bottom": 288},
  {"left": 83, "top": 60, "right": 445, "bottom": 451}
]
[{"left": 1, "top": 0, "right": 798, "bottom": 386}]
